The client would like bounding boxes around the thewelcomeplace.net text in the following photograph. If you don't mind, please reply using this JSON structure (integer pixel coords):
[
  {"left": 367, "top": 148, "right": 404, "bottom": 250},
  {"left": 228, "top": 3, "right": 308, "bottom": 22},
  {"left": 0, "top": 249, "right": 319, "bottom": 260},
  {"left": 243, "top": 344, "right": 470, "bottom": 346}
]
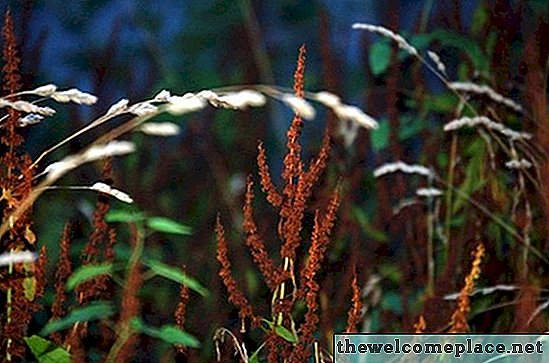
[
  {"left": 334, "top": 335, "right": 549, "bottom": 362},
  {"left": 337, "top": 338, "right": 543, "bottom": 358}
]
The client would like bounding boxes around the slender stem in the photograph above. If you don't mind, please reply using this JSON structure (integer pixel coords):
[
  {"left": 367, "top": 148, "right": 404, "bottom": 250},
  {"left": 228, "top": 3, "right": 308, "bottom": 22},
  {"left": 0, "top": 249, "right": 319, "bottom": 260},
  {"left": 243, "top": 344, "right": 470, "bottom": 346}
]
[
  {"left": 276, "top": 257, "right": 290, "bottom": 325},
  {"left": 443, "top": 133, "right": 458, "bottom": 263},
  {"left": 5, "top": 250, "right": 14, "bottom": 361},
  {"left": 426, "top": 197, "right": 435, "bottom": 297}
]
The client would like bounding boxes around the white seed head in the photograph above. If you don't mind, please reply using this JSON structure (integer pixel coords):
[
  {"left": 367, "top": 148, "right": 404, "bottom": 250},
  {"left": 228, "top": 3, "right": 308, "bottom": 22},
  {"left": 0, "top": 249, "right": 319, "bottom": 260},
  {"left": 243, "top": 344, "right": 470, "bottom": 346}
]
[
  {"left": 138, "top": 122, "right": 181, "bottom": 136},
  {"left": 83, "top": 141, "right": 136, "bottom": 162},
  {"left": 314, "top": 91, "right": 341, "bottom": 108},
  {"left": 416, "top": 188, "right": 443, "bottom": 197},
  {"left": 31, "top": 84, "right": 58, "bottom": 97},
  {"left": 449, "top": 82, "right": 523, "bottom": 113},
  {"left": 505, "top": 159, "right": 532, "bottom": 169},
  {"left": 128, "top": 102, "right": 159, "bottom": 116},
  {"left": 17, "top": 113, "right": 45, "bottom": 127},
  {"left": 44, "top": 156, "right": 80, "bottom": 181},
  {"left": 0, "top": 251, "right": 37, "bottom": 267},
  {"left": 281, "top": 94, "right": 316, "bottom": 120},
  {"left": 444, "top": 116, "right": 532, "bottom": 141},
  {"left": 334, "top": 104, "right": 379, "bottom": 129},
  {"left": 216, "top": 90, "right": 267, "bottom": 109},
  {"left": 166, "top": 93, "right": 206, "bottom": 115},
  {"left": 373, "top": 161, "right": 433, "bottom": 178},
  {"left": 337, "top": 119, "right": 359, "bottom": 148},
  {"left": 353, "top": 23, "right": 418, "bottom": 57},
  {"left": 196, "top": 90, "right": 218, "bottom": 101},
  {"left": 90, "top": 182, "right": 133, "bottom": 203},
  {"left": 153, "top": 89, "right": 171, "bottom": 102},
  {"left": 1, "top": 100, "right": 56, "bottom": 116},
  {"left": 427, "top": 51, "right": 447, "bottom": 76},
  {"left": 52, "top": 88, "right": 98, "bottom": 105},
  {"left": 106, "top": 98, "right": 129, "bottom": 116}
]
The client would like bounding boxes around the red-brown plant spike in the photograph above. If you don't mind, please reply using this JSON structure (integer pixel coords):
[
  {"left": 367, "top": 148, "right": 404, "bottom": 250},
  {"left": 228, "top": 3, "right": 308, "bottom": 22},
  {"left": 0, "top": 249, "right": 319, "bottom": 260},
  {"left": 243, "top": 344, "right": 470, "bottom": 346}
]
[
  {"left": 34, "top": 246, "right": 47, "bottom": 300},
  {"left": 257, "top": 142, "right": 283, "bottom": 208},
  {"left": 345, "top": 271, "right": 363, "bottom": 333},
  {"left": 293, "top": 44, "right": 306, "bottom": 98},
  {"left": 1, "top": 9, "right": 22, "bottom": 151},
  {"left": 243, "top": 177, "right": 280, "bottom": 290},
  {"left": 449, "top": 243, "right": 485, "bottom": 333},
  {"left": 280, "top": 45, "right": 306, "bottom": 208},
  {"left": 215, "top": 215, "right": 257, "bottom": 327},
  {"left": 265, "top": 330, "right": 281, "bottom": 363},
  {"left": 115, "top": 265, "right": 141, "bottom": 361},
  {"left": 0, "top": 10, "right": 39, "bottom": 361},
  {"left": 414, "top": 316, "right": 427, "bottom": 333},
  {"left": 174, "top": 267, "right": 190, "bottom": 356},
  {"left": 114, "top": 224, "right": 143, "bottom": 363},
  {"left": 77, "top": 158, "right": 113, "bottom": 307},
  {"left": 1, "top": 10, "right": 20, "bottom": 95},
  {"left": 51, "top": 224, "right": 73, "bottom": 346},
  {"left": 291, "top": 186, "right": 340, "bottom": 362}
]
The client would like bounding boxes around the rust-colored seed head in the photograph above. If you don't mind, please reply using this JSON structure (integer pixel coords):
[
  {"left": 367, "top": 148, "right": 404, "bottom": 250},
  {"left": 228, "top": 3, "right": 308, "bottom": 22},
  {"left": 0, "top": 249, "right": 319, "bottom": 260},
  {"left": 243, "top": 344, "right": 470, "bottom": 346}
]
[
  {"left": 293, "top": 44, "right": 306, "bottom": 98},
  {"left": 175, "top": 266, "right": 190, "bottom": 356},
  {"left": 345, "top": 271, "right": 363, "bottom": 333},
  {"left": 242, "top": 177, "right": 278, "bottom": 290},
  {"left": 215, "top": 215, "right": 255, "bottom": 324},
  {"left": 414, "top": 316, "right": 427, "bottom": 333},
  {"left": 51, "top": 224, "right": 73, "bottom": 345},
  {"left": 257, "top": 142, "right": 283, "bottom": 208},
  {"left": 449, "top": 243, "right": 485, "bottom": 333}
]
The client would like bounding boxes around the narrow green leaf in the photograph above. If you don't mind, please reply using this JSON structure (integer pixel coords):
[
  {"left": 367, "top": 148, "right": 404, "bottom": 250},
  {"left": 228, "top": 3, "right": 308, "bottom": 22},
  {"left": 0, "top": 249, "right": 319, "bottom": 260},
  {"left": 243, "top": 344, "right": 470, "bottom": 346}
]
[
  {"left": 66, "top": 263, "right": 113, "bottom": 291},
  {"left": 40, "top": 301, "right": 115, "bottom": 335},
  {"left": 370, "top": 119, "right": 390, "bottom": 152},
  {"left": 131, "top": 318, "right": 200, "bottom": 348},
  {"left": 261, "top": 319, "right": 297, "bottom": 344},
  {"left": 146, "top": 216, "right": 192, "bottom": 235},
  {"left": 105, "top": 209, "right": 147, "bottom": 223},
  {"left": 143, "top": 259, "right": 209, "bottom": 297},
  {"left": 398, "top": 115, "right": 424, "bottom": 141},
  {"left": 351, "top": 207, "right": 388, "bottom": 242},
  {"left": 369, "top": 40, "right": 391, "bottom": 76},
  {"left": 25, "top": 335, "right": 51, "bottom": 357},
  {"left": 24, "top": 335, "right": 70, "bottom": 363},
  {"left": 273, "top": 325, "right": 298, "bottom": 344},
  {"left": 249, "top": 342, "right": 266, "bottom": 363}
]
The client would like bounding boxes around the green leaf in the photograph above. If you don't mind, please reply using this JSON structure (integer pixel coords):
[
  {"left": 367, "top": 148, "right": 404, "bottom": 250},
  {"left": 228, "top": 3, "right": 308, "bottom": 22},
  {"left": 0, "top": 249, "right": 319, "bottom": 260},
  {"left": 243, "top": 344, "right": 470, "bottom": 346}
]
[
  {"left": 146, "top": 216, "right": 192, "bottom": 235},
  {"left": 351, "top": 207, "right": 388, "bottom": 242},
  {"left": 249, "top": 343, "right": 266, "bottom": 363},
  {"left": 369, "top": 40, "right": 391, "bottom": 76},
  {"left": 273, "top": 325, "right": 297, "bottom": 344},
  {"left": 452, "top": 140, "right": 487, "bottom": 214},
  {"left": 261, "top": 319, "right": 297, "bottom": 344},
  {"left": 40, "top": 301, "right": 115, "bottom": 335},
  {"left": 143, "top": 259, "right": 209, "bottom": 297},
  {"left": 370, "top": 119, "right": 390, "bottom": 152},
  {"left": 131, "top": 318, "right": 200, "bottom": 348},
  {"left": 66, "top": 263, "right": 113, "bottom": 291},
  {"left": 24, "top": 335, "right": 70, "bottom": 363},
  {"left": 471, "top": 4, "right": 488, "bottom": 35},
  {"left": 398, "top": 115, "right": 425, "bottom": 141},
  {"left": 105, "top": 209, "right": 147, "bottom": 223},
  {"left": 23, "top": 276, "right": 37, "bottom": 301}
]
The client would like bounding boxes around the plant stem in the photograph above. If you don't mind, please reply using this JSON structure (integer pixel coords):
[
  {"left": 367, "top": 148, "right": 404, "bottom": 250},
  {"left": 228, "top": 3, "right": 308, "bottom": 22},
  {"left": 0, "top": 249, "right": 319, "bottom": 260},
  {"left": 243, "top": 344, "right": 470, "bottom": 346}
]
[
  {"left": 105, "top": 223, "right": 144, "bottom": 363},
  {"left": 444, "top": 134, "right": 458, "bottom": 263}
]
